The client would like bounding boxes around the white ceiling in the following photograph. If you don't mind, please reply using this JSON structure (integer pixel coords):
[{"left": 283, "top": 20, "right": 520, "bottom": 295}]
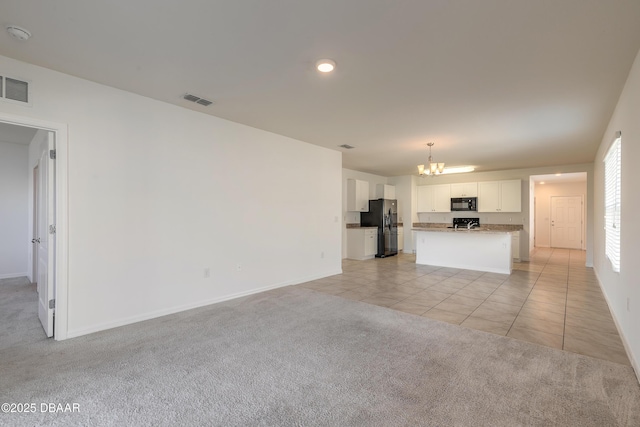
[{"left": 2, "top": 1, "right": 640, "bottom": 176}]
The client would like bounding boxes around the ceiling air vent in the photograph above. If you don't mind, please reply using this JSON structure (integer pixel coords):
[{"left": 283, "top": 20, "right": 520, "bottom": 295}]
[
  {"left": 339, "top": 144, "right": 355, "bottom": 149},
  {"left": 1, "top": 75, "right": 30, "bottom": 104},
  {"left": 183, "top": 93, "right": 214, "bottom": 106}
]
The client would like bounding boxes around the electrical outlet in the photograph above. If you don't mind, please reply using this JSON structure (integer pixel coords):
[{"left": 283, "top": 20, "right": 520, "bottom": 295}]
[
  {"left": 204, "top": 268, "right": 210, "bottom": 278},
  {"left": 236, "top": 263, "right": 242, "bottom": 272},
  {"left": 321, "top": 251, "right": 325, "bottom": 258}
]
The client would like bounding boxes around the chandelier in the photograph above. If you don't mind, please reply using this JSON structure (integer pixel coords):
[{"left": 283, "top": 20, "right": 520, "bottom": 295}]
[{"left": 418, "top": 142, "right": 445, "bottom": 176}]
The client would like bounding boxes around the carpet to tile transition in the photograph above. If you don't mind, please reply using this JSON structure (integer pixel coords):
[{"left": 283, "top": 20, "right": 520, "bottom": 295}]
[{"left": 1, "top": 280, "right": 639, "bottom": 426}]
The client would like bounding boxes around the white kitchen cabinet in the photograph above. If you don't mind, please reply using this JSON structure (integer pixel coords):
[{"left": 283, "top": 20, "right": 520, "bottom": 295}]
[
  {"left": 478, "top": 180, "right": 521, "bottom": 212},
  {"left": 376, "top": 184, "right": 396, "bottom": 199},
  {"left": 347, "top": 228, "right": 378, "bottom": 260},
  {"left": 478, "top": 181, "right": 500, "bottom": 212},
  {"left": 347, "top": 179, "right": 370, "bottom": 212},
  {"left": 512, "top": 231, "right": 521, "bottom": 261},
  {"left": 450, "top": 182, "right": 478, "bottom": 198},
  {"left": 398, "top": 227, "right": 404, "bottom": 251},
  {"left": 364, "top": 230, "right": 377, "bottom": 256},
  {"left": 416, "top": 186, "right": 432, "bottom": 212},
  {"left": 417, "top": 184, "right": 451, "bottom": 212},
  {"left": 500, "top": 180, "right": 522, "bottom": 212}
]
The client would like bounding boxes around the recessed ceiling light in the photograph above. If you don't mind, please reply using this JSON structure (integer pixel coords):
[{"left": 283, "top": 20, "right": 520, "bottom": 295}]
[
  {"left": 540, "top": 182, "right": 545, "bottom": 185},
  {"left": 555, "top": 173, "right": 562, "bottom": 176},
  {"left": 6, "top": 25, "right": 31, "bottom": 41},
  {"left": 316, "top": 59, "right": 336, "bottom": 73}
]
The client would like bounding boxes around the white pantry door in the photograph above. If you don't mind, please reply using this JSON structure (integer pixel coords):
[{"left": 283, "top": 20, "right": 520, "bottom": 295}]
[
  {"left": 37, "top": 132, "right": 56, "bottom": 337},
  {"left": 550, "top": 196, "right": 582, "bottom": 249}
]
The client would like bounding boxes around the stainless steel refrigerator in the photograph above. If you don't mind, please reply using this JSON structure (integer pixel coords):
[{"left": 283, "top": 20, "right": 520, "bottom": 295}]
[{"left": 361, "top": 199, "right": 398, "bottom": 258}]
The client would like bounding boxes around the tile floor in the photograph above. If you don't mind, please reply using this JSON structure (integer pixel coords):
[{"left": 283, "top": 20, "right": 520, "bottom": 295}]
[{"left": 297, "top": 248, "right": 630, "bottom": 365}]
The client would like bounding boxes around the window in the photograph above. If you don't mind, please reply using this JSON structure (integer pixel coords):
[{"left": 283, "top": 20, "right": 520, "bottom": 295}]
[{"left": 604, "top": 132, "right": 621, "bottom": 272}]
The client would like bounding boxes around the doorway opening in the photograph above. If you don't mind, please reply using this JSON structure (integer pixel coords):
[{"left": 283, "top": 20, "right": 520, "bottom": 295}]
[
  {"left": 530, "top": 172, "right": 587, "bottom": 252},
  {"left": 0, "top": 113, "right": 68, "bottom": 340}
]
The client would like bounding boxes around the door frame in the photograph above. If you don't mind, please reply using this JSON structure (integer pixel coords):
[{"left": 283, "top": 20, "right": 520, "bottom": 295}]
[{"left": 0, "top": 112, "right": 68, "bottom": 341}]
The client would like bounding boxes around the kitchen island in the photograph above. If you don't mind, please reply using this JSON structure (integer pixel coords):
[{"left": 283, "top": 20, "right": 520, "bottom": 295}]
[{"left": 413, "top": 227, "right": 516, "bottom": 274}]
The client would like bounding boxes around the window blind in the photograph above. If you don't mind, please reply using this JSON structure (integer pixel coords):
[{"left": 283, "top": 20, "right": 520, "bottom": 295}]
[{"left": 604, "top": 134, "right": 621, "bottom": 272}]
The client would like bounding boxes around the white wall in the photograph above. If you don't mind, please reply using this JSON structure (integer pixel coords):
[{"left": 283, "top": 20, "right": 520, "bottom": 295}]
[
  {"left": 415, "top": 164, "right": 594, "bottom": 263},
  {"left": 0, "top": 140, "right": 29, "bottom": 279},
  {"left": 593, "top": 47, "right": 640, "bottom": 376},
  {"left": 533, "top": 181, "right": 587, "bottom": 248},
  {"left": 0, "top": 54, "right": 342, "bottom": 338}
]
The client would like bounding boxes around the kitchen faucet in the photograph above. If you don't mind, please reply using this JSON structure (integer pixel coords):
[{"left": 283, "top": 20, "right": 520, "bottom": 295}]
[{"left": 467, "top": 222, "right": 478, "bottom": 230}]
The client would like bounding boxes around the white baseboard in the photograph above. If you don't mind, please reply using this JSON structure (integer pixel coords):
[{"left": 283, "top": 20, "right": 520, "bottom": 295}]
[
  {"left": 594, "top": 269, "right": 639, "bottom": 384},
  {"left": 66, "top": 268, "right": 342, "bottom": 340},
  {"left": 0, "top": 272, "right": 29, "bottom": 280}
]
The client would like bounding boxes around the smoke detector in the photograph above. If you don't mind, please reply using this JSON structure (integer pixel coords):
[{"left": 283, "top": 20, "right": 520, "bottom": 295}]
[{"left": 6, "top": 25, "right": 31, "bottom": 41}]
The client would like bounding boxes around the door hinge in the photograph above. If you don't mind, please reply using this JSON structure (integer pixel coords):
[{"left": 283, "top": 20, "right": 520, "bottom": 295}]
[
  {"left": 49, "top": 299, "right": 55, "bottom": 309},
  {"left": 49, "top": 149, "right": 56, "bottom": 159},
  {"left": 49, "top": 225, "right": 56, "bottom": 234}
]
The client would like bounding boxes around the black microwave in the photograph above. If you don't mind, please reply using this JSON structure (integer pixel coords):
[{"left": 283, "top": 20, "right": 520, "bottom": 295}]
[{"left": 451, "top": 197, "right": 477, "bottom": 211}]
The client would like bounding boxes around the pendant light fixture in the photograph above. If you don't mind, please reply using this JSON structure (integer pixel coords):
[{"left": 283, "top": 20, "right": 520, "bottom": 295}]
[{"left": 418, "top": 142, "right": 445, "bottom": 176}]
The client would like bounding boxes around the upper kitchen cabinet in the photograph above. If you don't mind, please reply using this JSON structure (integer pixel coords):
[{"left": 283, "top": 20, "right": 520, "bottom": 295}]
[
  {"left": 346, "top": 179, "right": 370, "bottom": 212},
  {"left": 478, "top": 180, "right": 521, "bottom": 212},
  {"left": 376, "top": 184, "right": 396, "bottom": 199},
  {"left": 450, "top": 182, "right": 478, "bottom": 198},
  {"left": 417, "top": 184, "right": 451, "bottom": 212}
]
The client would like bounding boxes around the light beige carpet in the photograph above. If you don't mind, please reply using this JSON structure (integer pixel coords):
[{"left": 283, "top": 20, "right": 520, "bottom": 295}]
[{"left": 1, "top": 278, "right": 639, "bottom": 426}]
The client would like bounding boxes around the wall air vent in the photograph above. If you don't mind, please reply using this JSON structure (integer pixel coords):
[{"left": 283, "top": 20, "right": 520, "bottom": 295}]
[
  {"left": 1, "top": 75, "right": 30, "bottom": 104},
  {"left": 183, "top": 93, "right": 214, "bottom": 106},
  {"left": 339, "top": 144, "right": 355, "bottom": 149}
]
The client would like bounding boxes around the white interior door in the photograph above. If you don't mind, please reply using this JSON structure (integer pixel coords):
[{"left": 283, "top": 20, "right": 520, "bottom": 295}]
[
  {"left": 550, "top": 196, "right": 582, "bottom": 249},
  {"left": 32, "top": 166, "right": 39, "bottom": 287},
  {"left": 37, "top": 132, "right": 56, "bottom": 337}
]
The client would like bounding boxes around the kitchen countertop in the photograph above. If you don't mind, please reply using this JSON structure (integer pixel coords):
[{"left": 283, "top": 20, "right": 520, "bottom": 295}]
[
  {"left": 346, "top": 223, "right": 404, "bottom": 229},
  {"left": 412, "top": 227, "right": 518, "bottom": 235},
  {"left": 413, "top": 222, "right": 523, "bottom": 231}
]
